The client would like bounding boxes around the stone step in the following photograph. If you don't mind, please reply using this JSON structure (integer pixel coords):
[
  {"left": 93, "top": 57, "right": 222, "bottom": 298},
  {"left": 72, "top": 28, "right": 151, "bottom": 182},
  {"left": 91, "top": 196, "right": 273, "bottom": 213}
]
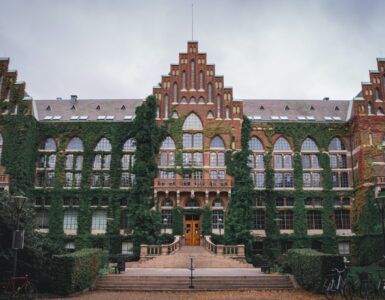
[{"left": 95, "top": 275, "right": 295, "bottom": 291}]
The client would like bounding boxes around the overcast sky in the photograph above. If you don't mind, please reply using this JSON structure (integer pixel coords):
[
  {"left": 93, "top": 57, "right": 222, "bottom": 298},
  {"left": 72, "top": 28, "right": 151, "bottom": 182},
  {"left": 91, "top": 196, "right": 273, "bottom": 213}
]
[{"left": 1, "top": 0, "right": 385, "bottom": 100}]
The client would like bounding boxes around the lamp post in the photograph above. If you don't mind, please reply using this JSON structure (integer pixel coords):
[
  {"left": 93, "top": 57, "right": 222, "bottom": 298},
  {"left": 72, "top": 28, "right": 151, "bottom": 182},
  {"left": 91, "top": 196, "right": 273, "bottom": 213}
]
[
  {"left": 374, "top": 187, "right": 385, "bottom": 260},
  {"left": 11, "top": 195, "right": 27, "bottom": 278}
]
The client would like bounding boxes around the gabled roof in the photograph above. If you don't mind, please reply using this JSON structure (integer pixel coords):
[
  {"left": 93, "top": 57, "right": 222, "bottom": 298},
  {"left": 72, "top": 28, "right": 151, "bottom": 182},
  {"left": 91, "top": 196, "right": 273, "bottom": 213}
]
[
  {"left": 242, "top": 99, "right": 352, "bottom": 123},
  {"left": 33, "top": 98, "right": 143, "bottom": 122}
]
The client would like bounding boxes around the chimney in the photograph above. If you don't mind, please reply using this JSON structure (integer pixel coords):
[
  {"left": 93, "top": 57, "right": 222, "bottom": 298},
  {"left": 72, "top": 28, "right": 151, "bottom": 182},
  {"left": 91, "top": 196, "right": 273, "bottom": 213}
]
[{"left": 70, "top": 95, "right": 78, "bottom": 102}]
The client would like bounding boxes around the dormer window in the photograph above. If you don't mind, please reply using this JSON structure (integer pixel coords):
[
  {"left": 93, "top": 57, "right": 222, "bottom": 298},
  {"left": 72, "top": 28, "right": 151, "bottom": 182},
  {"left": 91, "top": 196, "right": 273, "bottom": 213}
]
[
  {"left": 284, "top": 105, "right": 290, "bottom": 111},
  {"left": 71, "top": 105, "right": 76, "bottom": 110},
  {"left": 260, "top": 106, "right": 264, "bottom": 110},
  {"left": 96, "top": 105, "right": 101, "bottom": 110},
  {"left": 121, "top": 105, "right": 126, "bottom": 110},
  {"left": 310, "top": 106, "right": 315, "bottom": 111},
  {"left": 335, "top": 106, "right": 340, "bottom": 111},
  {"left": 46, "top": 106, "right": 51, "bottom": 111}
]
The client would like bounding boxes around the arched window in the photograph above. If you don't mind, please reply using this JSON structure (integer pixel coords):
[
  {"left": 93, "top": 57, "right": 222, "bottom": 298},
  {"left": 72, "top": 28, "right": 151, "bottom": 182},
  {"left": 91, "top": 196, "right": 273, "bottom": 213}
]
[
  {"left": 329, "top": 137, "right": 349, "bottom": 188},
  {"left": 198, "top": 96, "right": 205, "bottom": 104},
  {"left": 173, "top": 82, "right": 178, "bottom": 103},
  {"left": 274, "top": 137, "right": 291, "bottom": 151},
  {"left": 0, "top": 133, "right": 3, "bottom": 164},
  {"left": 159, "top": 136, "right": 175, "bottom": 168},
  {"left": 329, "top": 138, "right": 345, "bottom": 151},
  {"left": 121, "top": 138, "right": 135, "bottom": 188},
  {"left": 248, "top": 137, "right": 265, "bottom": 188},
  {"left": 35, "top": 138, "right": 57, "bottom": 188},
  {"left": 171, "top": 111, "right": 179, "bottom": 119},
  {"left": 190, "top": 97, "right": 196, "bottom": 104},
  {"left": 368, "top": 102, "right": 373, "bottom": 115},
  {"left": 182, "top": 71, "right": 186, "bottom": 90},
  {"left": 207, "top": 111, "right": 214, "bottom": 119},
  {"left": 182, "top": 113, "right": 203, "bottom": 130},
  {"left": 210, "top": 136, "right": 225, "bottom": 149},
  {"left": 208, "top": 83, "right": 213, "bottom": 102},
  {"left": 249, "top": 137, "right": 264, "bottom": 151},
  {"left": 164, "top": 95, "right": 169, "bottom": 118},
  {"left": 225, "top": 107, "right": 230, "bottom": 119},
  {"left": 180, "top": 97, "right": 187, "bottom": 104},
  {"left": 301, "top": 138, "right": 321, "bottom": 188},
  {"left": 190, "top": 60, "right": 195, "bottom": 89},
  {"left": 377, "top": 107, "right": 384, "bottom": 116},
  {"left": 199, "top": 71, "right": 204, "bottom": 90},
  {"left": 156, "top": 106, "right": 160, "bottom": 118},
  {"left": 273, "top": 137, "right": 293, "bottom": 188},
  {"left": 374, "top": 88, "right": 380, "bottom": 100},
  {"left": 92, "top": 138, "right": 112, "bottom": 188},
  {"left": 65, "top": 137, "right": 84, "bottom": 188}
]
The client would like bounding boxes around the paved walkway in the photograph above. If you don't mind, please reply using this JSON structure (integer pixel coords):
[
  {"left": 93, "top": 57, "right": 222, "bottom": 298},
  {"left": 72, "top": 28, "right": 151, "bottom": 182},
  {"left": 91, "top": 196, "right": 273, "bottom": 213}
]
[{"left": 123, "top": 268, "right": 263, "bottom": 276}]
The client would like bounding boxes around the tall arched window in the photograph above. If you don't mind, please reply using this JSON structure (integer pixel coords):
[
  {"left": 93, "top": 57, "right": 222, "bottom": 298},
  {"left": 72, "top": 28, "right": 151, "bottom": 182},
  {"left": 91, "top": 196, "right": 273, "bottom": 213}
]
[
  {"left": 208, "top": 83, "right": 213, "bottom": 102},
  {"left": 199, "top": 71, "right": 204, "bottom": 90},
  {"left": 121, "top": 138, "right": 135, "bottom": 188},
  {"left": 182, "top": 71, "right": 186, "bottom": 90},
  {"left": 182, "top": 113, "right": 203, "bottom": 172},
  {"left": 36, "top": 138, "right": 57, "bottom": 188},
  {"left": 190, "top": 60, "right": 195, "bottom": 89},
  {"left": 0, "top": 133, "right": 3, "bottom": 164},
  {"left": 92, "top": 138, "right": 111, "bottom": 188},
  {"left": 173, "top": 82, "right": 178, "bottom": 103},
  {"left": 301, "top": 138, "right": 321, "bottom": 188},
  {"left": 65, "top": 137, "right": 84, "bottom": 188},
  {"left": 249, "top": 137, "right": 265, "bottom": 188},
  {"left": 210, "top": 136, "right": 225, "bottom": 180},
  {"left": 164, "top": 94, "right": 169, "bottom": 118},
  {"left": 368, "top": 102, "right": 373, "bottom": 115},
  {"left": 329, "top": 137, "right": 349, "bottom": 188},
  {"left": 273, "top": 137, "right": 293, "bottom": 188},
  {"left": 377, "top": 107, "right": 384, "bottom": 115}
]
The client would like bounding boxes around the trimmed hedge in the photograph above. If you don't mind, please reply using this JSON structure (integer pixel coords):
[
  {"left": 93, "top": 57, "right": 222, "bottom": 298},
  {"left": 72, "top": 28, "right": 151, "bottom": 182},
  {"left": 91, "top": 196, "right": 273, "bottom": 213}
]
[
  {"left": 287, "top": 248, "right": 344, "bottom": 292},
  {"left": 51, "top": 248, "right": 108, "bottom": 295}
]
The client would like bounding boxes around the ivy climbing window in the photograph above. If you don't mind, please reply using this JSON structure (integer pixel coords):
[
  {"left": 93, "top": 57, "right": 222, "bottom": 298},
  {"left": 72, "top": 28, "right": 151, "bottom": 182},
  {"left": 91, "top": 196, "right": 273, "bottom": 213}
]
[
  {"left": 63, "top": 210, "right": 78, "bottom": 231},
  {"left": 273, "top": 137, "right": 293, "bottom": 188},
  {"left": 307, "top": 210, "right": 322, "bottom": 230},
  {"left": 210, "top": 136, "right": 226, "bottom": 181},
  {"left": 91, "top": 210, "right": 107, "bottom": 231},
  {"left": 91, "top": 138, "right": 112, "bottom": 188},
  {"left": 182, "top": 113, "right": 203, "bottom": 170},
  {"left": 65, "top": 137, "right": 83, "bottom": 188},
  {"left": 35, "top": 138, "right": 57, "bottom": 188},
  {"left": 301, "top": 138, "right": 321, "bottom": 188},
  {"left": 212, "top": 209, "right": 224, "bottom": 230},
  {"left": 35, "top": 210, "right": 49, "bottom": 229},
  {"left": 159, "top": 136, "right": 175, "bottom": 167},
  {"left": 329, "top": 137, "right": 349, "bottom": 188},
  {"left": 253, "top": 209, "right": 265, "bottom": 230},
  {"left": 121, "top": 138, "right": 135, "bottom": 188},
  {"left": 248, "top": 137, "right": 265, "bottom": 188},
  {"left": 161, "top": 209, "right": 172, "bottom": 228},
  {"left": 278, "top": 210, "right": 293, "bottom": 230},
  {"left": 334, "top": 209, "right": 350, "bottom": 229}
]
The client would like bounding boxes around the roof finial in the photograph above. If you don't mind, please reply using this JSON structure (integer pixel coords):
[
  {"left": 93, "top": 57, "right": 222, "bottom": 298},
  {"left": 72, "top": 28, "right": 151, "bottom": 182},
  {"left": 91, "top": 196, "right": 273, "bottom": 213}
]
[{"left": 191, "top": 2, "right": 194, "bottom": 41}]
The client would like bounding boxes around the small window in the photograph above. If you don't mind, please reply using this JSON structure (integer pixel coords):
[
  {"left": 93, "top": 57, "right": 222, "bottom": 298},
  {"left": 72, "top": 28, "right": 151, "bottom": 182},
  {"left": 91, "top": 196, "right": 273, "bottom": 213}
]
[
  {"left": 95, "top": 138, "right": 112, "bottom": 152},
  {"left": 122, "top": 242, "right": 134, "bottom": 255},
  {"left": 210, "top": 136, "right": 225, "bottom": 149},
  {"left": 259, "top": 106, "right": 264, "bottom": 110},
  {"left": 284, "top": 105, "right": 290, "bottom": 111},
  {"left": 121, "top": 105, "right": 126, "bottom": 110},
  {"left": 96, "top": 105, "right": 101, "bottom": 110},
  {"left": 310, "top": 106, "right": 315, "bottom": 111},
  {"left": 335, "top": 106, "right": 340, "bottom": 111},
  {"left": 338, "top": 242, "right": 350, "bottom": 255},
  {"left": 249, "top": 137, "right": 264, "bottom": 151},
  {"left": 46, "top": 106, "right": 51, "bottom": 111},
  {"left": 274, "top": 137, "right": 291, "bottom": 151},
  {"left": 123, "top": 138, "right": 136, "bottom": 151}
]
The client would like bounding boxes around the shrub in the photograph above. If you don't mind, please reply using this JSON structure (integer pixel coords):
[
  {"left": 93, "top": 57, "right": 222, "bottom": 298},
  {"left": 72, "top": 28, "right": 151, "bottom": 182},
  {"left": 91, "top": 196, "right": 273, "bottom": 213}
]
[
  {"left": 351, "top": 234, "right": 383, "bottom": 266},
  {"left": 51, "top": 248, "right": 108, "bottom": 295},
  {"left": 287, "top": 248, "right": 343, "bottom": 292}
]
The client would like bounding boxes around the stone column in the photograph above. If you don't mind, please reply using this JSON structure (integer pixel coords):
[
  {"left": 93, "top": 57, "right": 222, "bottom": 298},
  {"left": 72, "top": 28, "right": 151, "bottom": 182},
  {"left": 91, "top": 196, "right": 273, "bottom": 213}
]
[{"left": 140, "top": 244, "right": 148, "bottom": 258}]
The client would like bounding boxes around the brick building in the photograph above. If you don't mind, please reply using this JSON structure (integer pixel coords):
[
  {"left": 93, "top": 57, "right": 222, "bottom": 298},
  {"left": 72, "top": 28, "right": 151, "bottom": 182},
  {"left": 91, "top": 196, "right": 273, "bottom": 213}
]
[{"left": 0, "top": 41, "right": 384, "bottom": 256}]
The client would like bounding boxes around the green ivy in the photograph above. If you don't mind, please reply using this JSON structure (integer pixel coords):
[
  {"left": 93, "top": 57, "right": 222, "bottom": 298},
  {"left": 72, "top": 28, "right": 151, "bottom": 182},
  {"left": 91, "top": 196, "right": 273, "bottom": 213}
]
[
  {"left": 201, "top": 205, "right": 212, "bottom": 235},
  {"left": 172, "top": 206, "right": 183, "bottom": 235}
]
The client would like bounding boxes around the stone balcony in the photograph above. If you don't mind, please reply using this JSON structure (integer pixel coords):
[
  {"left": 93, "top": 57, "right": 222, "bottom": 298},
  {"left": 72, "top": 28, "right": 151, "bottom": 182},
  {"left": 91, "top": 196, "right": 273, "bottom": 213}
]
[{"left": 154, "top": 178, "right": 233, "bottom": 192}]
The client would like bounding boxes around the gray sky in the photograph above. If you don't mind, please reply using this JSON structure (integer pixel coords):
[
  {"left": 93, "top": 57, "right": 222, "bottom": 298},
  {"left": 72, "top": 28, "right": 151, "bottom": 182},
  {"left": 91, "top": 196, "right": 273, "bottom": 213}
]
[{"left": 1, "top": 0, "right": 385, "bottom": 100}]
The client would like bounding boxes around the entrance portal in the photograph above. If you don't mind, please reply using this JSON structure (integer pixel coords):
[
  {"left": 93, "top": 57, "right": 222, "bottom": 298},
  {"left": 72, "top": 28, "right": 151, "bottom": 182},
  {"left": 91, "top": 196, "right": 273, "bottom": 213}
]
[{"left": 185, "top": 215, "right": 200, "bottom": 246}]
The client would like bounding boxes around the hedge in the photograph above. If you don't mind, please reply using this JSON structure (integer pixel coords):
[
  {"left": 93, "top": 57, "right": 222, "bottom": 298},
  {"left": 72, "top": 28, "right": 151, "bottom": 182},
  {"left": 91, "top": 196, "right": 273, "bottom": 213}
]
[
  {"left": 287, "top": 248, "right": 344, "bottom": 292},
  {"left": 51, "top": 248, "right": 108, "bottom": 295}
]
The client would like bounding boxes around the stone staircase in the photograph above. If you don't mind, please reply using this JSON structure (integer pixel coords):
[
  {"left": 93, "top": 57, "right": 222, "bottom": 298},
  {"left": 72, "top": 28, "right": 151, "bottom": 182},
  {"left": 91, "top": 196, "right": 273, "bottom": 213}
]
[
  {"left": 127, "top": 246, "right": 253, "bottom": 268},
  {"left": 95, "top": 246, "right": 296, "bottom": 291}
]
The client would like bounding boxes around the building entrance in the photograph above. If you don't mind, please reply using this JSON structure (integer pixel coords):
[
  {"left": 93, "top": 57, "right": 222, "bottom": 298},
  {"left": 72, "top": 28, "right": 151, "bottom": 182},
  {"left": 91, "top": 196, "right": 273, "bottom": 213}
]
[{"left": 185, "top": 214, "right": 200, "bottom": 246}]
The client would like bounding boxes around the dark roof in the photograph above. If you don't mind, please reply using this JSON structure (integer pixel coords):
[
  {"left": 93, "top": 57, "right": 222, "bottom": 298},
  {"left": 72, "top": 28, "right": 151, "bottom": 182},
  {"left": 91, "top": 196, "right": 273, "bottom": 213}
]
[
  {"left": 242, "top": 99, "right": 352, "bottom": 122},
  {"left": 33, "top": 99, "right": 143, "bottom": 122}
]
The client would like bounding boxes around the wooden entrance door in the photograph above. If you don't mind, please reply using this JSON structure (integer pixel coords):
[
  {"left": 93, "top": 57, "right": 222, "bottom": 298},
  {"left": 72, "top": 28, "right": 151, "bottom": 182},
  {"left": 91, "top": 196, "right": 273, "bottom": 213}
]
[{"left": 185, "top": 215, "right": 200, "bottom": 246}]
